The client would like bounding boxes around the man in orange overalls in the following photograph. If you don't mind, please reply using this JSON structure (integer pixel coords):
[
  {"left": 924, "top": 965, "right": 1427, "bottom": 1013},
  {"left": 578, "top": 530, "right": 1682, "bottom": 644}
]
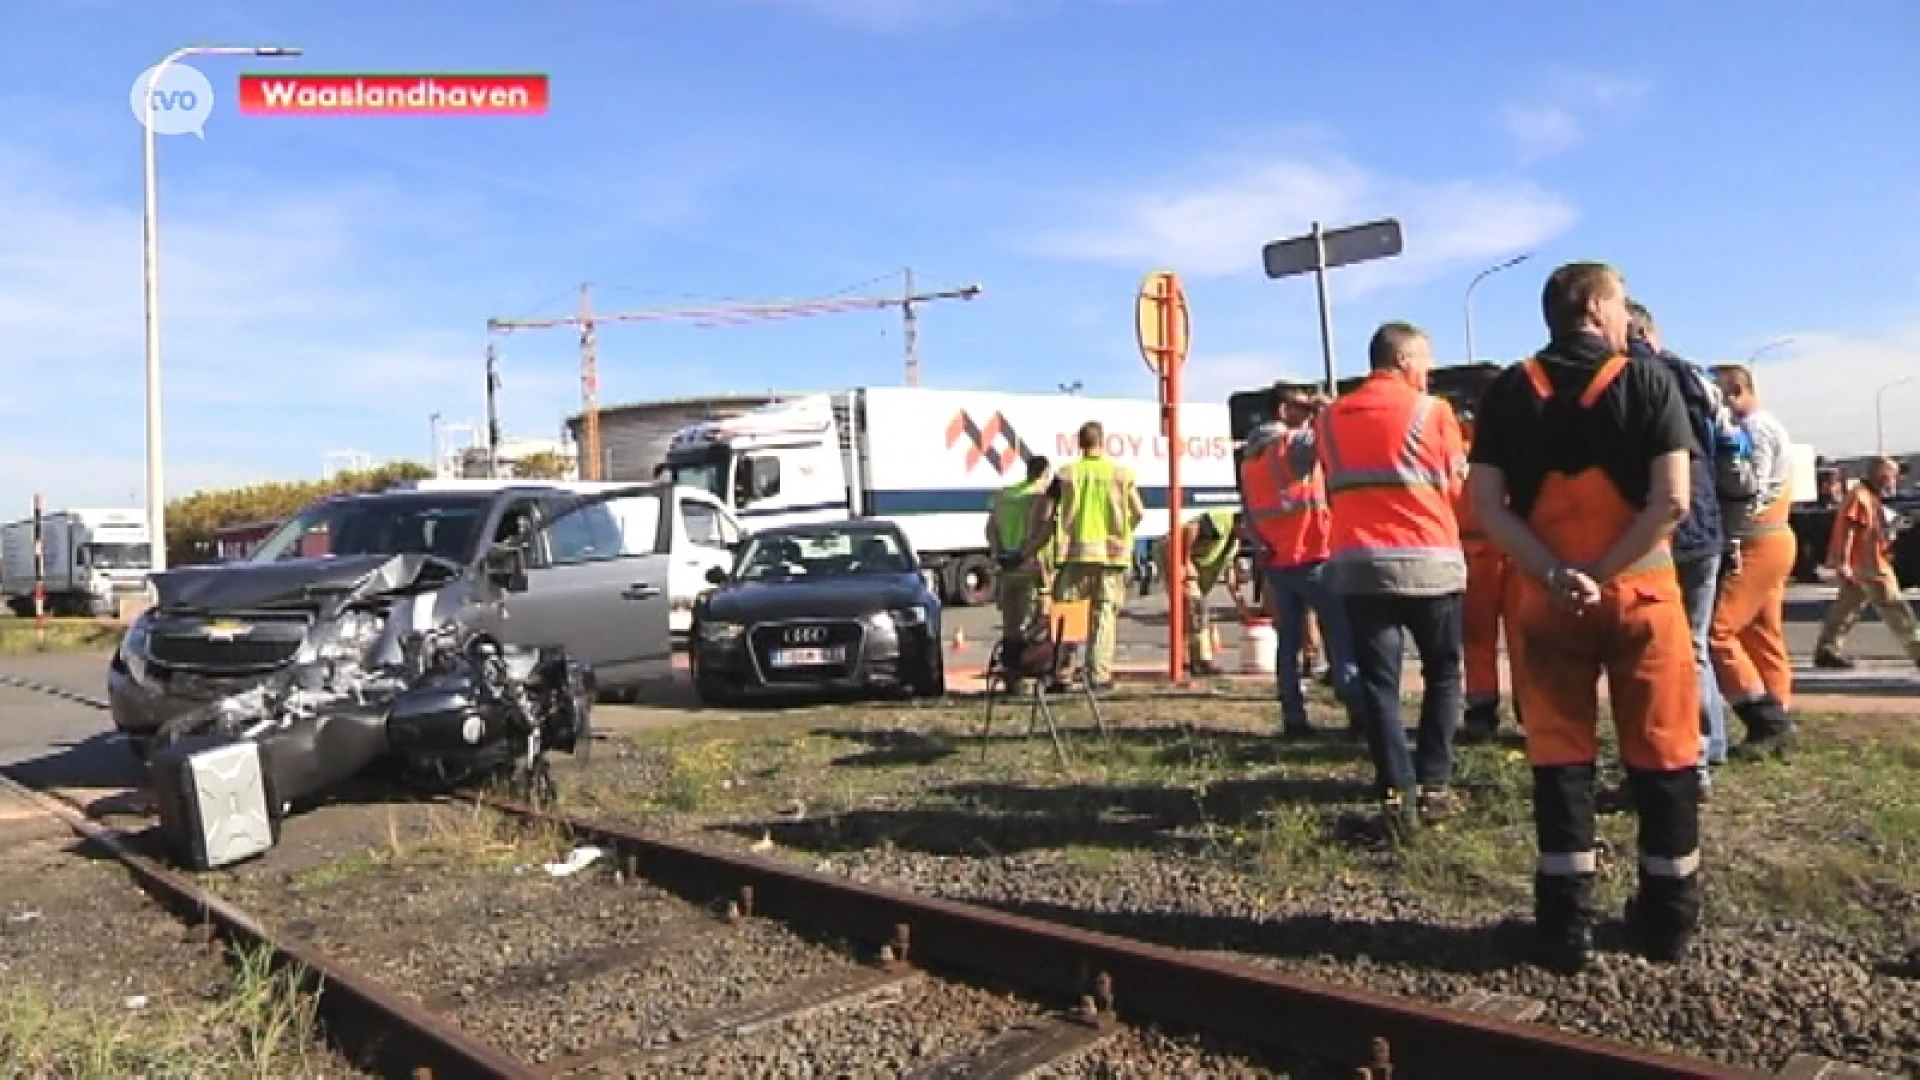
[
  {"left": 1467, "top": 261, "right": 1702, "bottom": 972},
  {"left": 1813, "top": 456, "right": 1920, "bottom": 670},
  {"left": 1707, "top": 364, "right": 1798, "bottom": 759},
  {"left": 1458, "top": 405, "right": 1519, "bottom": 742}
]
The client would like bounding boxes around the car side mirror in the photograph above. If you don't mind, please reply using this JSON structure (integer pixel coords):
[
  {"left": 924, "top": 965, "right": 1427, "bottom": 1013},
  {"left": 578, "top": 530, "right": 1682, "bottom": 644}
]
[
  {"left": 704, "top": 565, "right": 729, "bottom": 587},
  {"left": 484, "top": 543, "right": 530, "bottom": 593}
]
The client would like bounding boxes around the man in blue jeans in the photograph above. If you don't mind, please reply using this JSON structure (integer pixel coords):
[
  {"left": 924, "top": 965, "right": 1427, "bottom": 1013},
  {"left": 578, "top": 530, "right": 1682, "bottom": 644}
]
[
  {"left": 1628, "top": 302, "right": 1730, "bottom": 782},
  {"left": 1243, "top": 385, "right": 1357, "bottom": 735}
]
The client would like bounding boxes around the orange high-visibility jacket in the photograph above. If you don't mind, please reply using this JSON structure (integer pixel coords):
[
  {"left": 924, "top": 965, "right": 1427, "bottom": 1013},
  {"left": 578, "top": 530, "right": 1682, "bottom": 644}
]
[
  {"left": 1315, "top": 373, "right": 1466, "bottom": 589},
  {"left": 1241, "top": 433, "right": 1330, "bottom": 568}
]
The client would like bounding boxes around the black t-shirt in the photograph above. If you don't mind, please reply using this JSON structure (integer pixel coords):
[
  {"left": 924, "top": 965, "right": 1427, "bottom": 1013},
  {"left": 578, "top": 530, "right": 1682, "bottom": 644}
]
[{"left": 1469, "top": 333, "right": 1693, "bottom": 519}]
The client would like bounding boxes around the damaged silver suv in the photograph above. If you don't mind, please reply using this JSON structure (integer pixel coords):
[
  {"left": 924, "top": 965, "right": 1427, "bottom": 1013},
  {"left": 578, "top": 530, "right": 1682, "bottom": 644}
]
[{"left": 108, "top": 483, "right": 678, "bottom": 783}]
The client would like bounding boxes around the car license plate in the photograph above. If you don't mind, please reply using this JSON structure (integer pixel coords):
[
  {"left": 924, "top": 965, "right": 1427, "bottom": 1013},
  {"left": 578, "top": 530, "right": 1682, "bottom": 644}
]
[{"left": 770, "top": 646, "right": 845, "bottom": 667}]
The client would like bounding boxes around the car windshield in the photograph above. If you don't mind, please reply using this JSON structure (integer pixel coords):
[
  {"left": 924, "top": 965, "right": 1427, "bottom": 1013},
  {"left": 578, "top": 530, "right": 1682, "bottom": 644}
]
[
  {"left": 734, "top": 528, "right": 911, "bottom": 581},
  {"left": 248, "top": 496, "right": 491, "bottom": 564}
]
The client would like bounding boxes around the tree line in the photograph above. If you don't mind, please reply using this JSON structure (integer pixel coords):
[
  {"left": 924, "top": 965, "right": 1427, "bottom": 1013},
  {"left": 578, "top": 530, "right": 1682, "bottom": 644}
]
[{"left": 165, "top": 450, "right": 575, "bottom": 564}]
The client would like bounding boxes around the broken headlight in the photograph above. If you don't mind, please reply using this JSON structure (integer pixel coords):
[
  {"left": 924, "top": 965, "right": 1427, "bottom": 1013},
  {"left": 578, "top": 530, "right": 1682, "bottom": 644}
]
[{"left": 312, "top": 610, "right": 386, "bottom": 665}]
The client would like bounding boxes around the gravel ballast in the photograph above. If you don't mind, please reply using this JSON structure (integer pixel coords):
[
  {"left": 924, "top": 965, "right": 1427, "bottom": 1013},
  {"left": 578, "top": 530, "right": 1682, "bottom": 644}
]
[{"left": 218, "top": 802, "right": 1292, "bottom": 1076}]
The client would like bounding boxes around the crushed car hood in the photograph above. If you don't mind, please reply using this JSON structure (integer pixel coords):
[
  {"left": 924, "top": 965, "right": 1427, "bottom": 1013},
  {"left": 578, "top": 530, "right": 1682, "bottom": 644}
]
[
  {"left": 151, "top": 553, "right": 459, "bottom": 612},
  {"left": 703, "top": 575, "right": 930, "bottom": 623}
]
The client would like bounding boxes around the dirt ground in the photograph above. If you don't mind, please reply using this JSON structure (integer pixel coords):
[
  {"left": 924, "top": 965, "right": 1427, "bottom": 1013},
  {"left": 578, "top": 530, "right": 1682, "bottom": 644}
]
[{"left": 0, "top": 784, "right": 365, "bottom": 1078}]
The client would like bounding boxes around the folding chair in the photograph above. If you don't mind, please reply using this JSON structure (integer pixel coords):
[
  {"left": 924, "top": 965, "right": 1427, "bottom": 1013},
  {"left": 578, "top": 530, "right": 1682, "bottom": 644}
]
[{"left": 980, "top": 598, "right": 1109, "bottom": 766}]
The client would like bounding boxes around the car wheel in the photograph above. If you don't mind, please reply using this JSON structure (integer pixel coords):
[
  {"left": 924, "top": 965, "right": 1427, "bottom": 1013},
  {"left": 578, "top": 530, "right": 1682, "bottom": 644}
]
[
  {"left": 909, "top": 656, "right": 946, "bottom": 699},
  {"left": 694, "top": 672, "right": 735, "bottom": 707},
  {"left": 690, "top": 652, "right": 735, "bottom": 707}
]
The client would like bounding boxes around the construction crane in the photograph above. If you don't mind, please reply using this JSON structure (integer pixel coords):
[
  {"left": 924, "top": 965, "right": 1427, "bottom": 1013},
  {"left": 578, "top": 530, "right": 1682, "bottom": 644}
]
[{"left": 485, "top": 270, "right": 983, "bottom": 480}]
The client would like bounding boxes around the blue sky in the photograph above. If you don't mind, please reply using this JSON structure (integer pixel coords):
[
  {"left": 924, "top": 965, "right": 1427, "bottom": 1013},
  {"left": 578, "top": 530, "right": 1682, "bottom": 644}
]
[{"left": 2, "top": 0, "right": 1916, "bottom": 514}]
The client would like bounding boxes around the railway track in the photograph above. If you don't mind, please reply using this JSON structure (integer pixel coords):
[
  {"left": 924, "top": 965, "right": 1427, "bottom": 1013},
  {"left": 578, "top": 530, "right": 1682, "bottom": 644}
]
[{"left": 0, "top": 676, "right": 1895, "bottom": 1078}]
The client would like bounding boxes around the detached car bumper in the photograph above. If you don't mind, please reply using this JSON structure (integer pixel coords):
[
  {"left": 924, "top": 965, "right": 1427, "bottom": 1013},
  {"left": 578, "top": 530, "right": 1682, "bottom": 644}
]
[{"left": 691, "top": 615, "right": 941, "bottom": 695}]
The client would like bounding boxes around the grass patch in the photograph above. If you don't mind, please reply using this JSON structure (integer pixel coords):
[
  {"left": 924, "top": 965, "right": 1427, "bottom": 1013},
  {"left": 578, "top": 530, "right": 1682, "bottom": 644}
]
[
  {"left": 578, "top": 698, "right": 1919, "bottom": 934},
  {"left": 286, "top": 803, "right": 574, "bottom": 891},
  {"left": 0, "top": 618, "right": 122, "bottom": 655},
  {"left": 0, "top": 942, "right": 329, "bottom": 1078}
]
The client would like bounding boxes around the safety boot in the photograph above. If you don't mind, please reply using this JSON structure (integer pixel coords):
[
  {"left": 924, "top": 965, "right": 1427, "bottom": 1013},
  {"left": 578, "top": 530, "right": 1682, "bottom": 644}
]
[
  {"left": 1625, "top": 873, "right": 1701, "bottom": 964},
  {"left": 1459, "top": 701, "right": 1500, "bottom": 744},
  {"left": 1379, "top": 790, "right": 1420, "bottom": 843},
  {"left": 1726, "top": 696, "right": 1796, "bottom": 761},
  {"left": 1531, "top": 873, "right": 1597, "bottom": 974},
  {"left": 1416, "top": 785, "right": 1461, "bottom": 821},
  {"left": 1812, "top": 645, "right": 1855, "bottom": 670}
]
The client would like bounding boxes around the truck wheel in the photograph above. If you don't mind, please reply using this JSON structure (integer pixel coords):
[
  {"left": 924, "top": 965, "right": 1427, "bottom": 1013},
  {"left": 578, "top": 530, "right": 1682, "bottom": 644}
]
[{"left": 945, "top": 555, "right": 996, "bottom": 607}]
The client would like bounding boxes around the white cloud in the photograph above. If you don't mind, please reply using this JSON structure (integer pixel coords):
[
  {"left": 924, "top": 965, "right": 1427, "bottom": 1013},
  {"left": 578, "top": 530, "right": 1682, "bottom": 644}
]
[
  {"left": 1024, "top": 153, "right": 1577, "bottom": 292},
  {"left": 1500, "top": 71, "right": 1652, "bottom": 160},
  {"left": 1743, "top": 321, "right": 1920, "bottom": 457},
  {"left": 0, "top": 145, "right": 583, "bottom": 518},
  {"left": 1499, "top": 106, "right": 1583, "bottom": 160}
]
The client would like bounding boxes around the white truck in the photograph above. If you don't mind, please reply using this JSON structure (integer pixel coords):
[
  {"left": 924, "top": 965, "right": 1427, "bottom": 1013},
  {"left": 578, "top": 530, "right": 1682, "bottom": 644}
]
[
  {"left": 662, "top": 387, "right": 1238, "bottom": 605},
  {"left": 1, "top": 508, "right": 153, "bottom": 616},
  {"left": 398, "top": 478, "right": 745, "bottom": 640}
]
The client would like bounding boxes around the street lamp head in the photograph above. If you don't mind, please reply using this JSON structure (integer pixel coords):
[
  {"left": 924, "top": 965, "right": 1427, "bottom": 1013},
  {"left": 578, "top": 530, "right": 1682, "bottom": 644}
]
[{"left": 253, "top": 46, "right": 303, "bottom": 56}]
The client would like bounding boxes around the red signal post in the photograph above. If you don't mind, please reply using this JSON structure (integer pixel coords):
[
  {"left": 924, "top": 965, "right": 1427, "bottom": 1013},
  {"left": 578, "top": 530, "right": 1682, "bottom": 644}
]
[{"left": 1135, "top": 271, "right": 1191, "bottom": 685}]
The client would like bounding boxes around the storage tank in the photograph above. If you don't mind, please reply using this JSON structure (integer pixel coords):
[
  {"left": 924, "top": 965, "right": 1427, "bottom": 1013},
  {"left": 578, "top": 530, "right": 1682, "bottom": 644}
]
[{"left": 564, "top": 395, "right": 785, "bottom": 482}]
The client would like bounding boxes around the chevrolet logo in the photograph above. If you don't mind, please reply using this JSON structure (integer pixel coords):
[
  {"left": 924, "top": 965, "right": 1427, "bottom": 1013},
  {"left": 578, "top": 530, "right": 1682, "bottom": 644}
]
[{"left": 198, "top": 620, "right": 252, "bottom": 642}]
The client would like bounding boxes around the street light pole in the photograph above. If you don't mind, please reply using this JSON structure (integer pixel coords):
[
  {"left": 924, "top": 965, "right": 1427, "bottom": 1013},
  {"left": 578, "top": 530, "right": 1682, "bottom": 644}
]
[
  {"left": 429, "top": 412, "right": 443, "bottom": 476},
  {"left": 142, "top": 44, "right": 301, "bottom": 574},
  {"left": 1876, "top": 375, "right": 1915, "bottom": 456},
  {"left": 1464, "top": 252, "right": 1532, "bottom": 364}
]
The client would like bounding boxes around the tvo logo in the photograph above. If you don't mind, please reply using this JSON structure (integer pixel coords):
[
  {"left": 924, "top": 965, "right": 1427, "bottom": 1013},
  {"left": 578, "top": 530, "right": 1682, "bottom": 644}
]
[{"left": 128, "top": 63, "right": 215, "bottom": 138}]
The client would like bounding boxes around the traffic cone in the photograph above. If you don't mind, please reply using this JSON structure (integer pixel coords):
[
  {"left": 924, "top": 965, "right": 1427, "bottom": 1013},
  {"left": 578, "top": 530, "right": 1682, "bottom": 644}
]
[{"left": 950, "top": 627, "right": 967, "bottom": 653}]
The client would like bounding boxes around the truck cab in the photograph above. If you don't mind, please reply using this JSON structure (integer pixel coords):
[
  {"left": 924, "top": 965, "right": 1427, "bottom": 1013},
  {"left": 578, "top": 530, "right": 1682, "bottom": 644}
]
[{"left": 666, "top": 396, "right": 854, "bottom": 529}]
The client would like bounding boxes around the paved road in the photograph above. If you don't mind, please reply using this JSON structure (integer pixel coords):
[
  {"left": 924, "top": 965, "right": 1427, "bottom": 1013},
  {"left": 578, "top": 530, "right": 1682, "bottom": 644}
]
[{"left": 0, "top": 651, "right": 139, "bottom": 790}]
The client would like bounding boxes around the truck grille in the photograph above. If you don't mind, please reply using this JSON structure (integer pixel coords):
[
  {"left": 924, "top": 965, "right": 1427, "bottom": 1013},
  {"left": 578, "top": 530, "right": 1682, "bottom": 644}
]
[
  {"left": 145, "top": 612, "right": 311, "bottom": 674},
  {"left": 748, "top": 619, "right": 865, "bottom": 683}
]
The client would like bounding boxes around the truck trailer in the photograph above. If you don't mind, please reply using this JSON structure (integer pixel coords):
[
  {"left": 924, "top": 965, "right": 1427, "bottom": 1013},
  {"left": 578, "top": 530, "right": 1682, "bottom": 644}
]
[
  {"left": 662, "top": 387, "right": 1237, "bottom": 605},
  {"left": 1, "top": 508, "right": 153, "bottom": 616}
]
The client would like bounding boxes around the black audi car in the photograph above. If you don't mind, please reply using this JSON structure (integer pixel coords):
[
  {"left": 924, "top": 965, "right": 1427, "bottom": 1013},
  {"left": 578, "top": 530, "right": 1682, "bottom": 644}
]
[{"left": 689, "top": 520, "right": 945, "bottom": 702}]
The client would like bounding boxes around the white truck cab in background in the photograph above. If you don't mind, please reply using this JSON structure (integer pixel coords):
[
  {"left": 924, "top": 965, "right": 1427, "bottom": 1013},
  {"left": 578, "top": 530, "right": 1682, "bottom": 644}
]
[
  {"left": 1, "top": 508, "right": 153, "bottom": 616},
  {"left": 663, "top": 387, "right": 1238, "bottom": 606},
  {"left": 400, "top": 479, "right": 743, "bottom": 640}
]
